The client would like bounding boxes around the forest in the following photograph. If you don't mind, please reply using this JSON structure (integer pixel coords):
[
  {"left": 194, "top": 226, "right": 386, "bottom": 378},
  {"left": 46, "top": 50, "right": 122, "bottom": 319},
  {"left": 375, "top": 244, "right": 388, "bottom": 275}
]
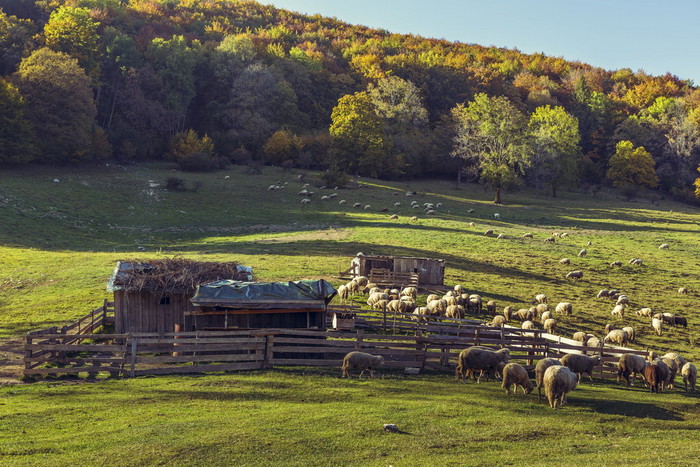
[{"left": 1, "top": 0, "right": 700, "bottom": 202}]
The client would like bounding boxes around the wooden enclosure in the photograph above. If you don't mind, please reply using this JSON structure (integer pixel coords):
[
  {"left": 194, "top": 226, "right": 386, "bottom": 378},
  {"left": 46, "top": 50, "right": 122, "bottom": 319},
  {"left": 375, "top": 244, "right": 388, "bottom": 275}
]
[{"left": 340, "top": 254, "right": 445, "bottom": 287}]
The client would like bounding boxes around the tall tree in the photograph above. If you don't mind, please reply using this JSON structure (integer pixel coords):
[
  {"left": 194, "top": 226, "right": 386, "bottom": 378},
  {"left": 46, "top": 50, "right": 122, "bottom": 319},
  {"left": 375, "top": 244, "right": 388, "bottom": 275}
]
[
  {"left": 43, "top": 6, "right": 101, "bottom": 82},
  {"left": 451, "top": 93, "right": 531, "bottom": 204},
  {"left": 528, "top": 105, "right": 581, "bottom": 197},
  {"left": 606, "top": 140, "right": 659, "bottom": 191},
  {"left": 0, "top": 8, "right": 36, "bottom": 75},
  {"left": 0, "top": 78, "right": 36, "bottom": 164},
  {"left": 15, "top": 48, "right": 97, "bottom": 163}
]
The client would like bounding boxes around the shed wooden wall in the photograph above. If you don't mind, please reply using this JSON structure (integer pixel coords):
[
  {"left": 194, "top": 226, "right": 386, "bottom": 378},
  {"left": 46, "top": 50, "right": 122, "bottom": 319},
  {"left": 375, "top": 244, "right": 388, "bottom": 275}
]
[
  {"left": 190, "top": 309, "right": 326, "bottom": 331},
  {"left": 114, "top": 290, "right": 196, "bottom": 333},
  {"left": 353, "top": 256, "right": 445, "bottom": 286}
]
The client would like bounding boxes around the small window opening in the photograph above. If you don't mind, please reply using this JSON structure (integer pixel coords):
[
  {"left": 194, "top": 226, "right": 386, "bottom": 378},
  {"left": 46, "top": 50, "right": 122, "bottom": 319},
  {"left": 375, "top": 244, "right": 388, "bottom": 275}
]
[{"left": 159, "top": 296, "right": 171, "bottom": 305}]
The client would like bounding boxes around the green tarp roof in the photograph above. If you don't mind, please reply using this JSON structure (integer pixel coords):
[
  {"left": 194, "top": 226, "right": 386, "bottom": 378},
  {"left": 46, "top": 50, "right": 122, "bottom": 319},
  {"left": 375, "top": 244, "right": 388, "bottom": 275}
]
[{"left": 191, "top": 279, "right": 337, "bottom": 309}]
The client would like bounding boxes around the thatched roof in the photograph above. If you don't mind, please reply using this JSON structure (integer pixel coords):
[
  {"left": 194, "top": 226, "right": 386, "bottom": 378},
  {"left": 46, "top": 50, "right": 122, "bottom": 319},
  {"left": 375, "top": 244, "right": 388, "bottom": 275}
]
[{"left": 107, "top": 258, "right": 253, "bottom": 294}]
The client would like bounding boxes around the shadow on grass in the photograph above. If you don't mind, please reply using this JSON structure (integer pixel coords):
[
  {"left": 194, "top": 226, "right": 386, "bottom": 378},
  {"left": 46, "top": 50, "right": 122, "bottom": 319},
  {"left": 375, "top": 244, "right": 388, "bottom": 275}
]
[{"left": 576, "top": 396, "right": 684, "bottom": 421}]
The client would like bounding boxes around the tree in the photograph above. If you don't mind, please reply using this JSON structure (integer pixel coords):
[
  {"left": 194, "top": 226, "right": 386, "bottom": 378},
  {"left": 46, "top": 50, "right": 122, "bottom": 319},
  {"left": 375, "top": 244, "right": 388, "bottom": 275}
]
[
  {"left": 0, "top": 8, "right": 36, "bottom": 75},
  {"left": 0, "top": 78, "right": 36, "bottom": 164},
  {"left": 607, "top": 140, "right": 659, "bottom": 191},
  {"left": 263, "top": 129, "right": 302, "bottom": 166},
  {"left": 43, "top": 6, "right": 100, "bottom": 81},
  {"left": 694, "top": 165, "right": 700, "bottom": 198},
  {"left": 167, "top": 129, "right": 220, "bottom": 171},
  {"left": 329, "top": 91, "right": 386, "bottom": 179},
  {"left": 528, "top": 105, "right": 581, "bottom": 197},
  {"left": 451, "top": 93, "right": 531, "bottom": 204},
  {"left": 15, "top": 48, "right": 97, "bottom": 163}
]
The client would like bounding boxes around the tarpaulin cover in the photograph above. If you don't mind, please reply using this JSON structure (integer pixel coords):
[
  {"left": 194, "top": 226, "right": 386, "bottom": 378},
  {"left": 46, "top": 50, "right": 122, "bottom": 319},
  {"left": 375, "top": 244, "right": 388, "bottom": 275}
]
[{"left": 191, "top": 279, "right": 337, "bottom": 308}]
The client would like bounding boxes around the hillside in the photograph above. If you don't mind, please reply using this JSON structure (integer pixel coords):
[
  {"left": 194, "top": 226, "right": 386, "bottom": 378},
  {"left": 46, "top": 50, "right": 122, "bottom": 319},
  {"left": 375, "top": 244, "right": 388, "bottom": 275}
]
[{"left": 1, "top": 0, "right": 700, "bottom": 201}]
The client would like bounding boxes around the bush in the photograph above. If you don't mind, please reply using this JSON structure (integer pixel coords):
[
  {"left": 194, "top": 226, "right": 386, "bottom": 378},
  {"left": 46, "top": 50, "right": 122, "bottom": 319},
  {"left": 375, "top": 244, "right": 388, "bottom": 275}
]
[
  {"left": 168, "top": 129, "right": 223, "bottom": 172},
  {"left": 165, "top": 177, "right": 187, "bottom": 191},
  {"left": 320, "top": 169, "right": 350, "bottom": 188}
]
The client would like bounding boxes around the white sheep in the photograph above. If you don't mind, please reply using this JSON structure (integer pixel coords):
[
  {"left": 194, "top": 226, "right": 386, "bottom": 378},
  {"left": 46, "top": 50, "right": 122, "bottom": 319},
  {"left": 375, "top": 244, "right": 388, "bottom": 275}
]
[
  {"left": 494, "top": 213, "right": 500, "bottom": 219},
  {"left": 636, "top": 307, "right": 653, "bottom": 318},
  {"left": 566, "top": 270, "right": 583, "bottom": 280},
  {"left": 389, "top": 214, "right": 399, "bottom": 220},
  {"left": 611, "top": 304, "right": 626, "bottom": 318},
  {"left": 363, "top": 205, "right": 371, "bottom": 210},
  {"left": 501, "top": 363, "right": 533, "bottom": 395},
  {"left": 341, "top": 351, "right": 385, "bottom": 378},
  {"left": 629, "top": 258, "right": 643, "bottom": 266},
  {"left": 610, "top": 261, "right": 622, "bottom": 267},
  {"left": 401, "top": 286, "right": 418, "bottom": 299},
  {"left": 534, "top": 294, "right": 547, "bottom": 304},
  {"left": 353, "top": 202, "right": 362, "bottom": 208},
  {"left": 337, "top": 285, "right": 349, "bottom": 303},
  {"left": 681, "top": 363, "right": 697, "bottom": 392},
  {"left": 544, "top": 365, "right": 578, "bottom": 409},
  {"left": 578, "top": 249, "right": 587, "bottom": 257},
  {"left": 535, "top": 357, "right": 561, "bottom": 400},
  {"left": 543, "top": 318, "right": 557, "bottom": 334},
  {"left": 652, "top": 317, "right": 663, "bottom": 336},
  {"left": 621, "top": 326, "right": 635, "bottom": 342},
  {"left": 604, "top": 329, "right": 628, "bottom": 346},
  {"left": 490, "top": 315, "right": 506, "bottom": 327},
  {"left": 559, "top": 258, "right": 571, "bottom": 265},
  {"left": 496, "top": 233, "right": 504, "bottom": 239},
  {"left": 659, "top": 243, "right": 669, "bottom": 249},
  {"left": 339, "top": 199, "right": 347, "bottom": 205},
  {"left": 484, "top": 229, "right": 494, "bottom": 237},
  {"left": 615, "top": 295, "right": 629, "bottom": 306},
  {"left": 555, "top": 302, "right": 572, "bottom": 316},
  {"left": 678, "top": 287, "right": 688, "bottom": 294},
  {"left": 523, "top": 232, "right": 534, "bottom": 238}
]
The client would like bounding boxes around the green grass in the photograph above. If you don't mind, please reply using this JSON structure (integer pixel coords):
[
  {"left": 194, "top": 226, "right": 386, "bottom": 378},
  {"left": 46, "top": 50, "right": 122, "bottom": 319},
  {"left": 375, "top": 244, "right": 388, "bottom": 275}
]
[
  {"left": 1, "top": 162, "right": 700, "bottom": 464},
  {"left": 1, "top": 369, "right": 699, "bottom": 466}
]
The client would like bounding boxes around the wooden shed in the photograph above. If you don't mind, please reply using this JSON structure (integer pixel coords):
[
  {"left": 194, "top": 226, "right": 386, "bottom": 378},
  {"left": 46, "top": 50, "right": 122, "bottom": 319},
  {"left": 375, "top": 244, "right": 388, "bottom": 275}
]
[
  {"left": 107, "top": 259, "right": 253, "bottom": 334},
  {"left": 188, "top": 280, "right": 337, "bottom": 331},
  {"left": 340, "top": 254, "right": 445, "bottom": 287}
]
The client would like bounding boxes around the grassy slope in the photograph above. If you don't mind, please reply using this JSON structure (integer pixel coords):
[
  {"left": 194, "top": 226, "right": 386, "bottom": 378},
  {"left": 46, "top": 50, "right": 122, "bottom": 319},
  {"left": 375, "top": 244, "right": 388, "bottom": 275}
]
[{"left": 1, "top": 163, "right": 699, "bottom": 465}]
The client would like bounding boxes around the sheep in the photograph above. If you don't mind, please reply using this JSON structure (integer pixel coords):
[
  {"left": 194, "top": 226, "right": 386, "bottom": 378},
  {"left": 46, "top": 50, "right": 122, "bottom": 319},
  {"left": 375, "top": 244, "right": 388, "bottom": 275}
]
[
  {"left": 644, "top": 364, "right": 664, "bottom": 393},
  {"left": 586, "top": 336, "right": 601, "bottom": 348},
  {"left": 621, "top": 326, "right": 636, "bottom": 343},
  {"left": 386, "top": 299, "right": 408, "bottom": 314},
  {"left": 560, "top": 353, "right": 600, "bottom": 382},
  {"left": 354, "top": 276, "right": 369, "bottom": 288},
  {"left": 454, "top": 284, "right": 463, "bottom": 295},
  {"left": 543, "top": 365, "right": 578, "bottom": 409},
  {"left": 535, "top": 358, "right": 561, "bottom": 400},
  {"left": 353, "top": 202, "right": 362, "bottom": 208},
  {"left": 490, "top": 315, "right": 506, "bottom": 327},
  {"left": 559, "top": 258, "right": 571, "bottom": 265},
  {"left": 367, "top": 291, "right": 389, "bottom": 307},
  {"left": 300, "top": 198, "right": 311, "bottom": 204},
  {"left": 339, "top": 199, "right": 347, "bottom": 205},
  {"left": 604, "top": 329, "right": 628, "bottom": 347},
  {"left": 427, "top": 299, "right": 447, "bottom": 317},
  {"left": 341, "top": 351, "right": 385, "bottom": 378},
  {"left": 523, "top": 232, "right": 534, "bottom": 238},
  {"left": 629, "top": 258, "right": 643, "bottom": 266},
  {"left": 652, "top": 359, "right": 671, "bottom": 391},
  {"left": 615, "top": 295, "right": 630, "bottom": 306},
  {"left": 493, "top": 213, "right": 501, "bottom": 219},
  {"left": 426, "top": 209, "right": 435, "bottom": 215},
  {"left": 445, "top": 304, "right": 465, "bottom": 319},
  {"left": 543, "top": 318, "right": 557, "bottom": 334},
  {"left": 678, "top": 287, "right": 688, "bottom": 294},
  {"left": 604, "top": 323, "right": 618, "bottom": 335},
  {"left": 455, "top": 347, "right": 510, "bottom": 383},
  {"left": 467, "top": 295, "right": 482, "bottom": 314},
  {"left": 468, "top": 222, "right": 475, "bottom": 226},
  {"left": 389, "top": 214, "right": 399, "bottom": 220},
  {"left": 661, "top": 312, "right": 676, "bottom": 325},
  {"left": 372, "top": 299, "right": 389, "bottom": 311},
  {"left": 566, "top": 270, "right": 584, "bottom": 280},
  {"left": 467, "top": 208, "right": 475, "bottom": 213},
  {"left": 425, "top": 294, "right": 439, "bottom": 304},
  {"left": 578, "top": 249, "right": 587, "bottom": 257},
  {"left": 659, "top": 243, "right": 670, "bottom": 249},
  {"left": 321, "top": 195, "right": 330, "bottom": 201},
  {"left": 534, "top": 294, "right": 548, "bottom": 304},
  {"left": 572, "top": 331, "right": 593, "bottom": 343},
  {"left": 636, "top": 308, "right": 653, "bottom": 318},
  {"left": 609, "top": 261, "right": 622, "bottom": 267},
  {"left": 611, "top": 304, "right": 626, "bottom": 318},
  {"left": 363, "top": 205, "right": 371, "bottom": 210},
  {"left": 544, "top": 237, "right": 556, "bottom": 243},
  {"left": 503, "top": 306, "right": 514, "bottom": 322},
  {"left": 501, "top": 363, "right": 533, "bottom": 395},
  {"left": 484, "top": 229, "right": 494, "bottom": 237},
  {"left": 674, "top": 316, "right": 688, "bottom": 327},
  {"left": 522, "top": 320, "right": 535, "bottom": 330},
  {"left": 681, "top": 363, "right": 697, "bottom": 392},
  {"left": 652, "top": 317, "right": 663, "bottom": 336},
  {"left": 617, "top": 354, "right": 649, "bottom": 386},
  {"left": 661, "top": 352, "right": 687, "bottom": 376},
  {"left": 337, "top": 285, "right": 349, "bottom": 303},
  {"left": 400, "top": 286, "right": 418, "bottom": 299},
  {"left": 393, "top": 202, "right": 401, "bottom": 208},
  {"left": 554, "top": 302, "right": 572, "bottom": 316},
  {"left": 540, "top": 311, "right": 553, "bottom": 322},
  {"left": 411, "top": 307, "right": 429, "bottom": 322},
  {"left": 486, "top": 300, "right": 497, "bottom": 315},
  {"left": 515, "top": 309, "right": 534, "bottom": 321},
  {"left": 596, "top": 289, "right": 609, "bottom": 299},
  {"left": 410, "top": 216, "right": 418, "bottom": 221},
  {"left": 535, "top": 303, "right": 548, "bottom": 315}
]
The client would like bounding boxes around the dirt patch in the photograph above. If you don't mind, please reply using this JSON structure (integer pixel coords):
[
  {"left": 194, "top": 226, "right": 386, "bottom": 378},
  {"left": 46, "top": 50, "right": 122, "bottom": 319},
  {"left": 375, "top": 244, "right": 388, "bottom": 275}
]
[
  {"left": 0, "top": 338, "right": 24, "bottom": 385},
  {"left": 257, "top": 228, "right": 350, "bottom": 243}
]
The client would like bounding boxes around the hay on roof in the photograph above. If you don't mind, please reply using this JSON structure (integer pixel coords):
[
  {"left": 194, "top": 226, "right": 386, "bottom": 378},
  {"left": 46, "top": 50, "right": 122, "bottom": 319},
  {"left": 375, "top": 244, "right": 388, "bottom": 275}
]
[{"left": 113, "top": 258, "right": 249, "bottom": 294}]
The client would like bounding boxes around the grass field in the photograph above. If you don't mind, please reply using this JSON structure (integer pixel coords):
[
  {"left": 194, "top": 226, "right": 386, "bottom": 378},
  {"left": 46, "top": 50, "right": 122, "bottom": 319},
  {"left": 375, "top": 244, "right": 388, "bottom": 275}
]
[{"left": 1, "top": 162, "right": 699, "bottom": 465}]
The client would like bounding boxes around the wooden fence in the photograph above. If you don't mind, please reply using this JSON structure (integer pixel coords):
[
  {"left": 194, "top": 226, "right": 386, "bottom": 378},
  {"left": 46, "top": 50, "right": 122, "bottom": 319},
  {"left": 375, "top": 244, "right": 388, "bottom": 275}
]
[{"left": 24, "top": 306, "right": 649, "bottom": 380}]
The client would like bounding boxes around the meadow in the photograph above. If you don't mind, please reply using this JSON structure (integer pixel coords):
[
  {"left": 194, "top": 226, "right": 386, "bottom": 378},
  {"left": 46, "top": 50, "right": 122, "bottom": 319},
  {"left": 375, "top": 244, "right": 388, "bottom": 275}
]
[{"left": 1, "top": 162, "right": 699, "bottom": 465}]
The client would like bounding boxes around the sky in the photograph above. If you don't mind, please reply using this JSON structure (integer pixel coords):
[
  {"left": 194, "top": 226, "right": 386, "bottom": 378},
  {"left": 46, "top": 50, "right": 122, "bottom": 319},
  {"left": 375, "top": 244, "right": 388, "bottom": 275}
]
[{"left": 263, "top": 0, "right": 700, "bottom": 85}]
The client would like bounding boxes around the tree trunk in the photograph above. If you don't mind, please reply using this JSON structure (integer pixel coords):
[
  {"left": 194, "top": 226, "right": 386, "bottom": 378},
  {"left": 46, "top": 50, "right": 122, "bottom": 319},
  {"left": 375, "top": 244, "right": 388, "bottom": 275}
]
[
  {"left": 494, "top": 187, "right": 502, "bottom": 204},
  {"left": 456, "top": 165, "right": 462, "bottom": 189}
]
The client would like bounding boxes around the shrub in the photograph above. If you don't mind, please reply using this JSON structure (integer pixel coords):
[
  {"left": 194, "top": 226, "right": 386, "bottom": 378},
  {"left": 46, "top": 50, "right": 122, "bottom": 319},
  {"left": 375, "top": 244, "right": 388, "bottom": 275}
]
[{"left": 167, "top": 129, "right": 223, "bottom": 172}]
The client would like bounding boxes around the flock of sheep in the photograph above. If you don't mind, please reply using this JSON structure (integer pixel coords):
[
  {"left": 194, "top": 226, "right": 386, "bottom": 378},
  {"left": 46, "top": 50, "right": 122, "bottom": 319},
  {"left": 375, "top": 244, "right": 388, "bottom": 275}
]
[{"left": 336, "top": 277, "right": 696, "bottom": 409}]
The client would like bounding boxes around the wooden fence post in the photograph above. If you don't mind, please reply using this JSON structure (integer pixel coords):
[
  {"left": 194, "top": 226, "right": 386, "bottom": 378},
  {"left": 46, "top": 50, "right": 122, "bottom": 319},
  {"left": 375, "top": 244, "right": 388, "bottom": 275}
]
[
  {"left": 130, "top": 337, "right": 137, "bottom": 378},
  {"left": 265, "top": 335, "right": 274, "bottom": 369},
  {"left": 355, "top": 329, "right": 364, "bottom": 350}
]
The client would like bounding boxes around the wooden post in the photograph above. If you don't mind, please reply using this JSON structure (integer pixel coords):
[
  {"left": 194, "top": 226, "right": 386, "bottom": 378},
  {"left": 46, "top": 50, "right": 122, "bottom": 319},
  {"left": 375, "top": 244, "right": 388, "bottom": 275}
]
[
  {"left": 130, "top": 337, "right": 137, "bottom": 377},
  {"left": 172, "top": 323, "right": 183, "bottom": 357},
  {"left": 356, "top": 329, "right": 364, "bottom": 350},
  {"left": 265, "top": 335, "right": 274, "bottom": 369}
]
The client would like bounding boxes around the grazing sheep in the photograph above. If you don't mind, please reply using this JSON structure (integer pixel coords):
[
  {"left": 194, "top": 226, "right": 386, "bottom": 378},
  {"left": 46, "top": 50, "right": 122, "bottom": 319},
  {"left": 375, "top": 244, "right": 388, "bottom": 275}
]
[
  {"left": 586, "top": 336, "right": 601, "bottom": 348},
  {"left": 515, "top": 309, "right": 535, "bottom": 321},
  {"left": 535, "top": 303, "right": 549, "bottom": 315},
  {"left": 503, "top": 306, "right": 514, "bottom": 322},
  {"left": 468, "top": 222, "right": 475, "bottom": 226},
  {"left": 427, "top": 299, "right": 447, "bottom": 317},
  {"left": 652, "top": 317, "right": 663, "bottom": 336},
  {"left": 659, "top": 243, "right": 669, "bottom": 249},
  {"left": 543, "top": 365, "right": 578, "bottom": 409},
  {"left": 535, "top": 358, "right": 561, "bottom": 400},
  {"left": 490, "top": 315, "right": 506, "bottom": 327},
  {"left": 425, "top": 294, "right": 439, "bottom": 304},
  {"left": 486, "top": 300, "right": 497, "bottom": 315},
  {"left": 621, "top": 326, "right": 636, "bottom": 343},
  {"left": 578, "top": 249, "right": 587, "bottom": 257},
  {"left": 554, "top": 302, "right": 572, "bottom": 316},
  {"left": 636, "top": 308, "right": 653, "bottom": 318},
  {"left": 610, "top": 261, "right": 623, "bottom": 267},
  {"left": 651, "top": 359, "right": 671, "bottom": 391},
  {"left": 617, "top": 354, "right": 649, "bottom": 386},
  {"left": 494, "top": 213, "right": 501, "bottom": 219},
  {"left": 410, "top": 216, "right": 418, "bottom": 221},
  {"left": 386, "top": 299, "right": 408, "bottom": 314},
  {"left": 389, "top": 214, "right": 399, "bottom": 220},
  {"left": 456, "top": 347, "right": 510, "bottom": 383},
  {"left": 367, "top": 292, "right": 389, "bottom": 307},
  {"left": 352, "top": 202, "right": 361, "bottom": 208},
  {"left": 467, "top": 208, "right": 475, "bottom": 213},
  {"left": 467, "top": 295, "right": 482, "bottom": 313},
  {"left": 616, "top": 295, "right": 630, "bottom": 306},
  {"left": 484, "top": 229, "right": 494, "bottom": 237},
  {"left": 454, "top": 284, "right": 463, "bottom": 295},
  {"left": 497, "top": 232, "right": 504, "bottom": 238},
  {"left": 673, "top": 316, "right": 688, "bottom": 327},
  {"left": 561, "top": 354, "right": 600, "bottom": 382},
  {"left": 604, "top": 323, "right": 618, "bottom": 335},
  {"left": 544, "top": 237, "right": 556, "bottom": 243},
  {"left": 559, "top": 258, "right": 571, "bottom": 265},
  {"left": 566, "top": 270, "right": 584, "bottom": 280},
  {"left": 523, "top": 232, "right": 534, "bottom": 238},
  {"left": 364, "top": 205, "right": 371, "bottom": 210},
  {"left": 644, "top": 364, "right": 663, "bottom": 393},
  {"left": 300, "top": 198, "right": 311, "bottom": 204},
  {"left": 681, "top": 363, "right": 697, "bottom": 392},
  {"left": 604, "top": 329, "right": 628, "bottom": 346},
  {"left": 372, "top": 299, "right": 389, "bottom": 311},
  {"left": 354, "top": 276, "right": 369, "bottom": 288},
  {"left": 339, "top": 199, "right": 347, "bottom": 205},
  {"left": 572, "top": 331, "right": 593, "bottom": 343},
  {"left": 611, "top": 304, "right": 626, "bottom": 318},
  {"left": 678, "top": 287, "right": 688, "bottom": 294},
  {"left": 337, "top": 285, "right": 350, "bottom": 303},
  {"left": 445, "top": 304, "right": 465, "bottom": 319},
  {"left": 543, "top": 318, "right": 557, "bottom": 334},
  {"left": 540, "top": 311, "right": 553, "bottom": 322},
  {"left": 596, "top": 289, "right": 609, "bottom": 299},
  {"left": 522, "top": 320, "right": 535, "bottom": 330},
  {"left": 661, "top": 353, "right": 687, "bottom": 377},
  {"left": 534, "top": 294, "right": 548, "bottom": 304},
  {"left": 629, "top": 258, "right": 643, "bottom": 266},
  {"left": 501, "top": 363, "right": 533, "bottom": 395},
  {"left": 400, "top": 287, "right": 418, "bottom": 299},
  {"left": 661, "top": 313, "right": 676, "bottom": 325},
  {"left": 341, "top": 351, "right": 385, "bottom": 378}
]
